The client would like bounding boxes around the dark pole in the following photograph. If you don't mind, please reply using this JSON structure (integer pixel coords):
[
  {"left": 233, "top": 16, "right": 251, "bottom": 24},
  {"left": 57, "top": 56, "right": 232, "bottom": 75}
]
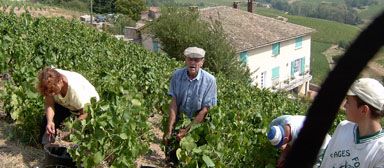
[
  {"left": 90, "top": 0, "right": 93, "bottom": 24},
  {"left": 285, "top": 11, "right": 384, "bottom": 167}
]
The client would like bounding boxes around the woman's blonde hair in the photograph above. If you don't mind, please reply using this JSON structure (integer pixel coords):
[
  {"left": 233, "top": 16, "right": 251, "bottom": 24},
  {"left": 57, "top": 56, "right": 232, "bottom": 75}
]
[{"left": 37, "top": 67, "right": 63, "bottom": 96}]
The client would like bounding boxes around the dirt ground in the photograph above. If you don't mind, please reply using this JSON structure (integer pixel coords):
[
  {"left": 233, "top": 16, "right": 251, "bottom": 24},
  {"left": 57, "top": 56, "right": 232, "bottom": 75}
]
[
  {"left": 0, "top": 121, "right": 44, "bottom": 168},
  {"left": 0, "top": 112, "right": 168, "bottom": 168},
  {"left": 0, "top": 80, "right": 44, "bottom": 168},
  {"left": 2, "top": 5, "right": 84, "bottom": 20},
  {"left": 0, "top": 107, "right": 168, "bottom": 168},
  {"left": 0, "top": 80, "right": 167, "bottom": 167},
  {"left": 135, "top": 113, "right": 169, "bottom": 168},
  {"left": 322, "top": 44, "right": 384, "bottom": 78}
]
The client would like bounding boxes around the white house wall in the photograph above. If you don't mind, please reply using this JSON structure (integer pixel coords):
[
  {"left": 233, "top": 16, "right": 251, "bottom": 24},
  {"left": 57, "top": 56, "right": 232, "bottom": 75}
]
[{"left": 246, "top": 35, "right": 311, "bottom": 89}]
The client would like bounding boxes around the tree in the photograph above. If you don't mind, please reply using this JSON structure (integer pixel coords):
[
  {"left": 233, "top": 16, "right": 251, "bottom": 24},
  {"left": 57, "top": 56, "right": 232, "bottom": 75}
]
[
  {"left": 115, "top": 0, "right": 146, "bottom": 21},
  {"left": 106, "top": 14, "right": 135, "bottom": 34},
  {"left": 93, "top": 0, "right": 115, "bottom": 14},
  {"left": 149, "top": 7, "right": 251, "bottom": 82}
]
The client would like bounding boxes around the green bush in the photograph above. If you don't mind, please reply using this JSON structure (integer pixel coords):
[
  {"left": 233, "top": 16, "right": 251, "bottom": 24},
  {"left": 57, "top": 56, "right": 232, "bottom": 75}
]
[{"left": 149, "top": 7, "right": 251, "bottom": 82}]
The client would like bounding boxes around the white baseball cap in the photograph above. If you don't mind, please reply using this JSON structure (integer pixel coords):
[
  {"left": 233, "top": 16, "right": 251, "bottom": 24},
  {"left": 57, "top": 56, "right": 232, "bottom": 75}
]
[
  {"left": 184, "top": 47, "right": 205, "bottom": 58},
  {"left": 267, "top": 125, "right": 285, "bottom": 148},
  {"left": 347, "top": 78, "right": 384, "bottom": 110}
]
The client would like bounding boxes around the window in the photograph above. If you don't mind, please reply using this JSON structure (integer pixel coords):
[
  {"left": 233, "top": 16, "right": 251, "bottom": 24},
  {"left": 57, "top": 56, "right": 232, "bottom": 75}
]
[
  {"left": 293, "top": 59, "right": 301, "bottom": 73},
  {"left": 260, "top": 71, "right": 266, "bottom": 88},
  {"left": 300, "top": 57, "right": 305, "bottom": 75},
  {"left": 291, "top": 57, "right": 305, "bottom": 76},
  {"left": 240, "top": 51, "right": 248, "bottom": 64},
  {"left": 295, "top": 37, "right": 303, "bottom": 49},
  {"left": 152, "top": 40, "right": 159, "bottom": 52},
  {"left": 272, "top": 66, "right": 280, "bottom": 80},
  {"left": 272, "top": 42, "right": 280, "bottom": 56}
]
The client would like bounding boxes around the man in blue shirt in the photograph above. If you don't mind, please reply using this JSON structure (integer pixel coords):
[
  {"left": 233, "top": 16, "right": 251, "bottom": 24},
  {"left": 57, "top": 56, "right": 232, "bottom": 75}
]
[{"left": 163, "top": 46, "right": 217, "bottom": 148}]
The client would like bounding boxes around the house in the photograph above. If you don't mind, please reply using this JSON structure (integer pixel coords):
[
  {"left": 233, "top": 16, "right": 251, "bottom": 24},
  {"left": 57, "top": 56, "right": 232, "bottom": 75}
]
[
  {"left": 79, "top": 15, "right": 94, "bottom": 23},
  {"left": 124, "top": 7, "right": 161, "bottom": 52},
  {"left": 199, "top": 6, "right": 315, "bottom": 96},
  {"left": 124, "top": 21, "right": 160, "bottom": 52}
]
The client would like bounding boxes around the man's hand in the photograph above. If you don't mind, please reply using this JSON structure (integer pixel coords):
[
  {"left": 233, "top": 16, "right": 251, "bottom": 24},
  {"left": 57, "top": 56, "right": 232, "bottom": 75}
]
[
  {"left": 163, "top": 132, "right": 172, "bottom": 145},
  {"left": 176, "top": 128, "right": 188, "bottom": 141},
  {"left": 277, "top": 156, "right": 286, "bottom": 168},
  {"left": 77, "top": 112, "right": 88, "bottom": 120},
  {"left": 46, "top": 121, "right": 56, "bottom": 136},
  {"left": 277, "top": 145, "right": 290, "bottom": 168}
]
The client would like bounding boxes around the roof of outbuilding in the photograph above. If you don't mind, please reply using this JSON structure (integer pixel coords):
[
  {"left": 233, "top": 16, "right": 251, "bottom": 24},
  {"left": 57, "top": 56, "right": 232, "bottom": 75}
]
[{"left": 199, "top": 6, "right": 315, "bottom": 52}]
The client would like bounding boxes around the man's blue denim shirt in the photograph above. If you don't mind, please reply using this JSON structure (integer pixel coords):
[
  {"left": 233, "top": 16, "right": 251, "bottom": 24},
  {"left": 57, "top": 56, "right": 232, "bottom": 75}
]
[{"left": 169, "top": 67, "right": 217, "bottom": 119}]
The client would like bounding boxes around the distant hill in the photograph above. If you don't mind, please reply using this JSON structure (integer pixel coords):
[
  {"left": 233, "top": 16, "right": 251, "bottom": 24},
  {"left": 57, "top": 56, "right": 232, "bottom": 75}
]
[
  {"left": 0, "top": 1, "right": 85, "bottom": 19},
  {"left": 253, "top": 7, "right": 384, "bottom": 84}
]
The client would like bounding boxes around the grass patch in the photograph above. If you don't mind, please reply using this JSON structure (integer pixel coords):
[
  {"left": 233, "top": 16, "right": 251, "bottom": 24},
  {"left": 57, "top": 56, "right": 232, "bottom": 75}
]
[
  {"left": 311, "top": 42, "right": 331, "bottom": 85},
  {"left": 254, "top": 7, "right": 361, "bottom": 84},
  {"left": 254, "top": 7, "right": 360, "bottom": 44},
  {"left": 358, "top": 4, "right": 384, "bottom": 20}
]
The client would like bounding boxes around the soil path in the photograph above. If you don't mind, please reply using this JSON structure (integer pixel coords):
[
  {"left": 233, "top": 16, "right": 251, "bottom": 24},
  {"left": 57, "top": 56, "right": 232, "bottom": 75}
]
[
  {"left": 0, "top": 109, "right": 168, "bottom": 168},
  {"left": 322, "top": 44, "right": 384, "bottom": 77},
  {"left": 0, "top": 122, "right": 45, "bottom": 168},
  {"left": 136, "top": 113, "right": 169, "bottom": 168}
]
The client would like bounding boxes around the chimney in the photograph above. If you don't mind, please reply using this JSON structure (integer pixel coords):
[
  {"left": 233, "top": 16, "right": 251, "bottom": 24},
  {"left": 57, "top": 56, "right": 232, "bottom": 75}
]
[
  {"left": 247, "top": 0, "right": 253, "bottom": 13},
  {"left": 233, "top": 1, "right": 240, "bottom": 9}
]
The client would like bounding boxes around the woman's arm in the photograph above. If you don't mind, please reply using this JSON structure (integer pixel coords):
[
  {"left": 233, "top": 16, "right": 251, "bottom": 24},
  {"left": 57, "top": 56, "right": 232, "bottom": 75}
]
[{"left": 45, "top": 96, "right": 56, "bottom": 135}]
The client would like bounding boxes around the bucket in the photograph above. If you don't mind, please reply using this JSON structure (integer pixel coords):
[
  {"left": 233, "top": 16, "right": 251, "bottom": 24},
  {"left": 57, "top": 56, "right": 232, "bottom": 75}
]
[{"left": 44, "top": 145, "right": 77, "bottom": 168}]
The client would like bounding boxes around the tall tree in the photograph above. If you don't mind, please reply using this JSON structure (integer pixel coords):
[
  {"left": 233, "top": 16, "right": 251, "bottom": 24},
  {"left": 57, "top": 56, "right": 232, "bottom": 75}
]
[
  {"left": 149, "top": 7, "right": 251, "bottom": 82},
  {"left": 93, "top": 0, "right": 115, "bottom": 14},
  {"left": 115, "top": 0, "right": 146, "bottom": 21}
]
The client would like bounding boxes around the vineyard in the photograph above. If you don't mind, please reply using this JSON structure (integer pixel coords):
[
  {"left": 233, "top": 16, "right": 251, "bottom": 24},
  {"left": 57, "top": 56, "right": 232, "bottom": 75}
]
[
  {"left": 0, "top": 1, "right": 83, "bottom": 19},
  {"left": 0, "top": 12, "right": 336, "bottom": 167}
]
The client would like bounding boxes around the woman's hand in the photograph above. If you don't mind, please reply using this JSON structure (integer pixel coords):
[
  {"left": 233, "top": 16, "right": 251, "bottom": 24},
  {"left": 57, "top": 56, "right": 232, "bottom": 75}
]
[{"left": 46, "top": 121, "right": 56, "bottom": 135}]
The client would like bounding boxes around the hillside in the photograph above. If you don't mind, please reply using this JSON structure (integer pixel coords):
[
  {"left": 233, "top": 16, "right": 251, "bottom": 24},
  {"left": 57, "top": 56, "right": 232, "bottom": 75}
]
[
  {"left": 253, "top": 7, "right": 384, "bottom": 84},
  {"left": 0, "top": 2, "right": 85, "bottom": 19}
]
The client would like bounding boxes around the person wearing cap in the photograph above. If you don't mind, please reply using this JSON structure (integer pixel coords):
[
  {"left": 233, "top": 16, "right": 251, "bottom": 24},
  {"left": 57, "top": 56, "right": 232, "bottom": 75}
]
[
  {"left": 163, "top": 47, "right": 217, "bottom": 162},
  {"left": 267, "top": 115, "right": 331, "bottom": 168},
  {"left": 37, "top": 67, "right": 100, "bottom": 145},
  {"left": 319, "top": 78, "right": 384, "bottom": 168}
]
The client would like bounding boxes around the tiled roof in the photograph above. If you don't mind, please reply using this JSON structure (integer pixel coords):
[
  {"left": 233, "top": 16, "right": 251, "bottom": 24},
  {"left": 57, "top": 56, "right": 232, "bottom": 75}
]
[{"left": 199, "top": 6, "right": 315, "bottom": 52}]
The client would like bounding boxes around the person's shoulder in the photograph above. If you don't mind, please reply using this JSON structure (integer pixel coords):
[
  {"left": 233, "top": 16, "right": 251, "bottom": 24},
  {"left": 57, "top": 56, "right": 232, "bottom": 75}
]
[
  {"left": 54, "top": 68, "right": 68, "bottom": 74},
  {"left": 337, "top": 120, "right": 355, "bottom": 128},
  {"left": 173, "top": 68, "right": 186, "bottom": 76},
  {"left": 290, "top": 115, "right": 305, "bottom": 119},
  {"left": 55, "top": 68, "right": 82, "bottom": 77},
  {"left": 201, "top": 69, "right": 216, "bottom": 80}
]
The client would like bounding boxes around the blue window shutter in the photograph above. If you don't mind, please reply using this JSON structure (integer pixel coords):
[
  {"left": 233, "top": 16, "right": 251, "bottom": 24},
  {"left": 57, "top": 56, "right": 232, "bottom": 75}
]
[
  {"left": 272, "top": 42, "right": 280, "bottom": 56},
  {"left": 295, "top": 37, "right": 302, "bottom": 49},
  {"left": 152, "top": 41, "right": 159, "bottom": 52},
  {"left": 291, "top": 61, "right": 295, "bottom": 76},
  {"left": 301, "top": 57, "right": 305, "bottom": 74},
  {"left": 240, "top": 51, "right": 248, "bottom": 64},
  {"left": 272, "top": 67, "right": 280, "bottom": 79}
]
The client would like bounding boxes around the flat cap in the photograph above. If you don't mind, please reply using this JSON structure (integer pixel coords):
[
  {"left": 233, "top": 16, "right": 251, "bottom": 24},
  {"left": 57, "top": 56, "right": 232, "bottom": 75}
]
[{"left": 183, "top": 47, "right": 205, "bottom": 58}]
